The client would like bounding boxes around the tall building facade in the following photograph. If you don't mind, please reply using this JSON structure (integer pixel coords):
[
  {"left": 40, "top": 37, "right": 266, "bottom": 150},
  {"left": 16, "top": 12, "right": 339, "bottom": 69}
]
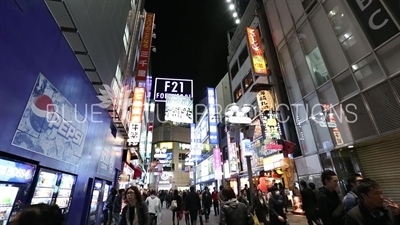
[
  {"left": 149, "top": 124, "right": 191, "bottom": 190},
  {"left": 0, "top": 1, "right": 138, "bottom": 224},
  {"left": 263, "top": 0, "right": 400, "bottom": 202}
]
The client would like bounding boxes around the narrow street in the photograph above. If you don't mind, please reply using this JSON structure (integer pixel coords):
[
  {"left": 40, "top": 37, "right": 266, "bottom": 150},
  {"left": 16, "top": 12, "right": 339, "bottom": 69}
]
[{"left": 159, "top": 207, "right": 308, "bottom": 225}]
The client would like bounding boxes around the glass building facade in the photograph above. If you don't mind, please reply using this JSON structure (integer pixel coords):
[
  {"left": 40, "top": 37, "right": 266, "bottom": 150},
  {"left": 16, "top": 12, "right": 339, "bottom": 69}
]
[{"left": 263, "top": 0, "right": 400, "bottom": 156}]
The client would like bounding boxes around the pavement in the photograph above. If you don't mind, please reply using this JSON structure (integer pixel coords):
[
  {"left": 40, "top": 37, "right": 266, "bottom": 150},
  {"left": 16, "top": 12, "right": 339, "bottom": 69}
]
[{"left": 159, "top": 207, "right": 308, "bottom": 225}]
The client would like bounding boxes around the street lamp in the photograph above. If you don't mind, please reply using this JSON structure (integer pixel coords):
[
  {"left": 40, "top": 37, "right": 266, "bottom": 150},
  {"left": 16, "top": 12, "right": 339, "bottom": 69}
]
[
  {"left": 224, "top": 103, "right": 255, "bottom": 206},
  {"left": 154, "top": 147, "right": 167, "bottom": 159}
]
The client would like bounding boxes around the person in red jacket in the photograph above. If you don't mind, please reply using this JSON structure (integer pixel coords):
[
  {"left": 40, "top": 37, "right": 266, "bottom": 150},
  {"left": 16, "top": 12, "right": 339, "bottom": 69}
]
[{"left": 212, "top": 187, "right": 220, "bottom": 216}]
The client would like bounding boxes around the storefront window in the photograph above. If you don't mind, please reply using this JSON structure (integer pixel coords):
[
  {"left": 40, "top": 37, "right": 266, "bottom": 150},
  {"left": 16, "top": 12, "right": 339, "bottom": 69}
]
[
  {"left": 351, "top": 54, "right": 386, "bottom": 90},
  {"left": 275, "top": 0, "right": 293, "bottom": 35},
  {"left": 320, "top": 152, "right": 334, "bottom": 171},
  {"left": 376, "top": 35, "right": 400, "bottom": 76},
  {"left": 317, "top": 82, "right": 339, "bottom": 106},
  {"left": 333, "top": 70, "right": 359, "bottom": 100},
  {"left": 309, "top": 6, "right": 348, "bottom": 76},
  {"left": 288, "top": 36, "right": 314, "bottom": 95},
  {"left": 266, "top": 0, "right": 284, "bottom": 46},
  {"left": 279, "top": 45, "right": 302, "bottom": 102},
  {"left": 322, "top": 0, "right": 372, "bottom": 64}
]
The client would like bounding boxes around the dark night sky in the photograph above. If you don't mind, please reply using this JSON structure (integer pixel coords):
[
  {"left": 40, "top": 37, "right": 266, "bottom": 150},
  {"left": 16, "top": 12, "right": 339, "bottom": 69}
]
[{"left": 145, "top": 0, "right": 236, "bottom": 103}]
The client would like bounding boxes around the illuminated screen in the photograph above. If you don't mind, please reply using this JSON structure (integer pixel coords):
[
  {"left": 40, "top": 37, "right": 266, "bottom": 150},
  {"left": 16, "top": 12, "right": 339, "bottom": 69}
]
[
  {"left": 165, "top": 94, "right": 193, "bottom": 124},
  {"left": 153, "top": 78, "right": 193, "bottom": 102}
]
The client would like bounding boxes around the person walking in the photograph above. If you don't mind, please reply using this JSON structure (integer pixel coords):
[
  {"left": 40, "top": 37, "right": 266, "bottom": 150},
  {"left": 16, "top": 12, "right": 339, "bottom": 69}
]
[
  {"left": 113, "top": 189, "right": 125, "bottom": 225},
  {"left": 343, "top": 174, "right": 363, "bottom": 212},
  {"left": 119, "top": 186, "right": 150, "bottom": 225},
  {"left": 300, "top": 180, "right": 322, "bottom": 225},
  {"left": 254, "top": 189, "right": 269, "bottom": 225},
  {"left": 171, "top": 189, "right": 183, "bottom": 225},
  {"left": 185, "top": 185, "right": 202, "bottom": 225},
  {"left": 220, "top": 187, "right": 254, "bottom": 225},
  {"left": 145, "top": 190, "right": 161, "bottom": 225},
  {"left": 182, "top": 191, "right": 190, "bottom": 225},
  {"left": 13, "top": 204, "right": 64, "bottom": 225},
  {"left": 202, "top": 187, "right": 213, "bottom": 222},
  {"left": 105, "top": 188, "right": 117, "bottom": 225},
  {"left": 317, "top": 170, "right": 344, "bottom": 225},
  {"left": 268, "top": 186, "right": 288, "bottom": 225},
  {"left": 345, "top": 178, "right": 400, "bottom": 225},
  {"left": 212, "top": 187, "right": 220, "bottom": 216}
]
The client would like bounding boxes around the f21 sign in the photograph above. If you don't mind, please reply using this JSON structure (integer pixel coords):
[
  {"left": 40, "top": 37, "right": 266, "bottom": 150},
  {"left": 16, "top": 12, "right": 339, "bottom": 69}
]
[{"left": 153, "top": 78, "right": 193, "bottom": 102}]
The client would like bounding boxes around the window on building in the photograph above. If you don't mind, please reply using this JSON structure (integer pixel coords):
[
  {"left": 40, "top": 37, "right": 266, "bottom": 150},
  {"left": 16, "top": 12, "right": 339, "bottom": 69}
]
[
  {"left": 230, "top": 61, "right": 239, "bottom": 79},
  {"left": 178, "top": 153, "right": 187, "bottom": 171},
  {"left": 123, "top": 24, "right": 130, "bottom": 52},
  {"left": 302, "top": 0, "right": 318, "bottom": 14},
  {"left": 242, "top": 71, "right": 254, "bottom": 92},
  {"left": 234, "top": 85, "right": 243, "bottom": 101},
  {"left": 351, "top": 54, "right": 386, "bottom": 90},
  {"left": 238, "top": 47, "right": 249, "bottom": 66}
]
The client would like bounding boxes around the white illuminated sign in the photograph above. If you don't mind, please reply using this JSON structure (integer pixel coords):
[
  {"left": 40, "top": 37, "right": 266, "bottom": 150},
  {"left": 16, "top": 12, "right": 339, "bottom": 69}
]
[
  {"left": 153, "top": 78, "right": 193, "bottom": 102},
  {"left": 228, "top": 116, "right": 252, "bottom": 124},
  {"left": 165, "top": 94, "right": 193, "bottom": 124}
]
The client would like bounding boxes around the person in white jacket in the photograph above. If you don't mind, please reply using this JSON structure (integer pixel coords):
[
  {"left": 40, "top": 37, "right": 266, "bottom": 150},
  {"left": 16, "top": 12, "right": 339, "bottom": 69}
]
[{"left": 146, "top": 190, "right": 162, "bottom": 225}]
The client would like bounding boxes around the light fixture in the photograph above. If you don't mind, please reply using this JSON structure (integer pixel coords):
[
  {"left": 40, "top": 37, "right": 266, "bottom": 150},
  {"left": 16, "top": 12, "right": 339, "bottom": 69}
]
[
  {"left": 152, "top": 33, "right": 156, "bottom": 39},
  {"left": 230, "top": 103, "right": 240, "bottom": 112},
  {"left": 229, "top": 4, "right": 235, "bottom": 10},
  {"left": 233, "top": 12, "right": 238, "bottom": 17},
  {"left": 154, "top": 147, "right": 167, "bottom": 158},
  {"left": 348, "top": 145, "right": 354, "bottom": 148},
  {"left": 235, "top": 19, "right": 240, "bottom": 24},
  {"left": 241, "top": 104, "right": 252, "bottom": 113},
  {"left": 226, "top": 0, "right": 231, "bottom": 2},
  {"left": 152, "top": 47, "right": 157, "bottom": 53}
]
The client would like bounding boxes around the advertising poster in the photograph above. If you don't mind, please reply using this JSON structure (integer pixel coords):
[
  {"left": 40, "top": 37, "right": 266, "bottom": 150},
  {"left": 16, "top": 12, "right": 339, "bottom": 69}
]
[
  {"left": 12, "top": 73, "right": 89, "bottom": 165},
  {"left": 165, "top": 94, "right": 193, "bottom": 124},
  {"left": 96, "top": 141, "right": 116, "bottom": 179}
]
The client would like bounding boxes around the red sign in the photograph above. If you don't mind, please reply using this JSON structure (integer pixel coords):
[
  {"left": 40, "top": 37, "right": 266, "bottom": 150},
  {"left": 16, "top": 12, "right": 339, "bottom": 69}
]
[
  {"left": 148, "top": 122, "right": 153, "bottom": 131},
  {"left": 136, "top": 13, "right": 155, "bottom": 83}
]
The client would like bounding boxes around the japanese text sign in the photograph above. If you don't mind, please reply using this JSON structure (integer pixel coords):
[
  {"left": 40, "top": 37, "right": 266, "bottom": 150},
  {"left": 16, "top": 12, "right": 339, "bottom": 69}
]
[
  {"left": 246, "top": 27, "right": 268, "bottom": 75},
  {"left": 136, "top": 13, "right": 155, "bottom": 83}
]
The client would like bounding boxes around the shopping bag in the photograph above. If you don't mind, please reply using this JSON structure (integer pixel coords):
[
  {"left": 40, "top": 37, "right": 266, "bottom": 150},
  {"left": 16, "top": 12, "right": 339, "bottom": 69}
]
[
  {"left": 253, "top": 214, "right": 260, "bottom": 225},
  {"left": 157, "top": 212, "right": 162, "bottom": 225},
  {"left": 169, "top": 200, "right": 177, "bottom": 210},
  {"left": 178, "top": 211, "right": 183, "bottom": 220}
]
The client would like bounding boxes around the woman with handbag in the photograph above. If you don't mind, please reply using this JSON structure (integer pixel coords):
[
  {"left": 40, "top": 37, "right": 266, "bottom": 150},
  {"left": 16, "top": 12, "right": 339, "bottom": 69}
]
[{"left": 171, "top": 189, "right": 182, "bottom": 225}]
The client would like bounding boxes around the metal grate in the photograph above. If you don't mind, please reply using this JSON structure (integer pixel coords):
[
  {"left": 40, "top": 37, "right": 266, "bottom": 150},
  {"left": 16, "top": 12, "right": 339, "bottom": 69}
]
[
  {"left": 363, "top": 81, "right": 400, "bottom": 134},
  {"left": 45, "top": 0, "right": 75, "bottom": 29},
  {"left": 391, "top": 75, "right": 400, "bottom": 98},
  {"left": 343, "top": 94, "right": 378, "bottom": 140},
  {"left": 76, "top": 54, "right": 95, "bottom": 70},
  {"left": 63, "top": 31, "right": 86, "bottom": 53},
  {"left": 86, "top": 71, "right": 102, "bottom": 83}
]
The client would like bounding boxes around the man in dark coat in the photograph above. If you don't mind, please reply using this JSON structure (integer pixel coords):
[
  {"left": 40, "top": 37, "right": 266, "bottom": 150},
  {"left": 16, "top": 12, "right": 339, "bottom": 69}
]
[
  {"left": 202, "top": 187, "right": 213, "bottom": 222},
  {"left": 300, "top": 180, "right": 322, "bottom": 225},
  {"left": 186, "top": 185, "right": 201, "bottom": 225}
]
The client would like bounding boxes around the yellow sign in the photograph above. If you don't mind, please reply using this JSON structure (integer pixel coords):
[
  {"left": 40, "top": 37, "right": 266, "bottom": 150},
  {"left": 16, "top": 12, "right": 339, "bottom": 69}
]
[
  {"left": 159, "top": 142, "right": 173, "bottom": 149},
  {"left": 280, "top": 158, "right": 295, "bottom": 190},
  {"left": 246, "top": 27, "right": 268, "bottom": 75},
  {"left": 257, "top": 90, "right": 274, "bottom": 112}
]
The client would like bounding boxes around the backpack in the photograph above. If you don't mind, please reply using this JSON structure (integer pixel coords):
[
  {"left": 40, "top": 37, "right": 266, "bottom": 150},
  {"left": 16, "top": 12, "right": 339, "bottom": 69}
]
[{"left": 342, "top": 191, "right": 358, "bottom": 212}]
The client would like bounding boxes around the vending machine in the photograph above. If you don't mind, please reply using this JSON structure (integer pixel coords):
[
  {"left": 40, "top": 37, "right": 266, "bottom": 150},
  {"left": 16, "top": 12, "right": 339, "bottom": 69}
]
[
  {"left": 0, "top": 157, "right": 36, "bottom": 225},
  {"left": 30, "top": 169, "right": 76, "bottom": 217},
  {"left": 87, "top": 179, "right": 103, "bottom": 225}
]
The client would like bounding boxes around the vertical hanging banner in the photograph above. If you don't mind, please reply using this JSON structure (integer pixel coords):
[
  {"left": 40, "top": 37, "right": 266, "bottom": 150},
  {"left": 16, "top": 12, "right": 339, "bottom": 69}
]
[
  {"left": 207, "top": 88, "right": 219, "bottom": 145},
  {"left": 256, "top": 90, "right": 274, "bottom": 113},
  {"left": 246, "top": 27, "right": 268, "bottom": 75},
  {"left": 136, "top": 13, "right": 155, "bottom": 83},
  {"left": 213, "top": 148, "right": 222, "bottom": 180},
  {"left": 128, "top": 87, "right": 145, "bottom": 144}
]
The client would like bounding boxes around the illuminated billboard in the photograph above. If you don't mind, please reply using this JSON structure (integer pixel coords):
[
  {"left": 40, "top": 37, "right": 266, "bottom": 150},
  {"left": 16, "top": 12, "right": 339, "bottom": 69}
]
[
  {"left": 127, "top": 87, "right": 145, "bottom": 144},
  {"left": 246, "top": 27, "right": 268, "bottom": 75},
  {"left": 207, "top": 88, "right": 218, "bottom": 145},
  {"left": 165, "top": 94, "right": 193, "bottom": 124},
  {"left": 136, "top": 13, "right": 155, "bottom": 83},
  {"left": 153, "top": 78, "right": 193, "bottom": 102}
]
